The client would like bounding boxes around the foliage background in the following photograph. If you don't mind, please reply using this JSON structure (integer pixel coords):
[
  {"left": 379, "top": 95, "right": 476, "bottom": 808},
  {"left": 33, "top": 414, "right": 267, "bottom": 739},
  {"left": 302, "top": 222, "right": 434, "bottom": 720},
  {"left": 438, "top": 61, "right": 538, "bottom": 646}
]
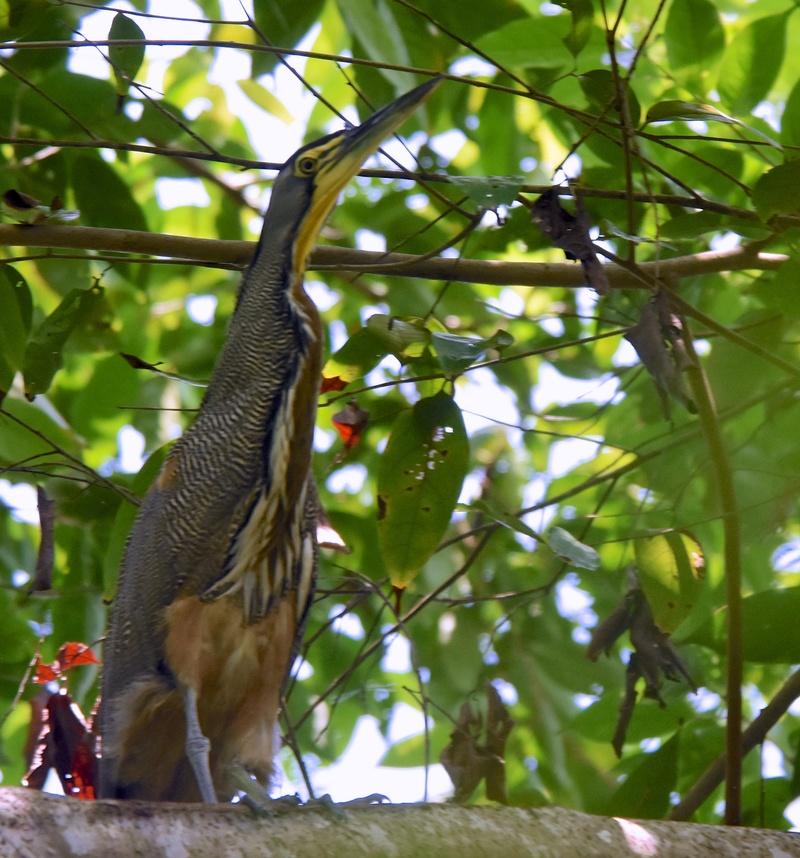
[{"left": 2, "top": 0, "right": 800, "bottom": 830}]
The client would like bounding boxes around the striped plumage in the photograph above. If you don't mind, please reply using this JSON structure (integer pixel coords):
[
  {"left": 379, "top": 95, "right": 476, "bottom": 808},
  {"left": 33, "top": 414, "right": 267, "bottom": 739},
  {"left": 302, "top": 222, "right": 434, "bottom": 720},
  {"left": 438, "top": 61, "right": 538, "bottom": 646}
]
[{"left": 98, "top": 78, "right": 440, "bottom": 803}]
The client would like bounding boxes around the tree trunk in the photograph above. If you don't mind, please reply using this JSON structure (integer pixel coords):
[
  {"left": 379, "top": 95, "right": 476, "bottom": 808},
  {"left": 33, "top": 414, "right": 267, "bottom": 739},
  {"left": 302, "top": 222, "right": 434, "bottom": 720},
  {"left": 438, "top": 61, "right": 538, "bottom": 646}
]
[{"left": 2, "top": 788, "right": 798, "bottom": 858}]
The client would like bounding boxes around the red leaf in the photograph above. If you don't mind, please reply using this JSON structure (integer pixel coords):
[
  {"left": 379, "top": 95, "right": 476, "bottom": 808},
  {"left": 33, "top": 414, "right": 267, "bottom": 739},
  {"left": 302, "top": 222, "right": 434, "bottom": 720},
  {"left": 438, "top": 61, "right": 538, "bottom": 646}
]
[
  {"left": 321, "top": 375, "right": 348, "bottom": 394},
  {"left": 331, "top": 399, "right": 369, "bottom": 449},
  {"left": 33, "top": 656, "right": 62, "bottom": 684},
  {"left": 57, "top": 642, "right": 99, "bottom": 671}
]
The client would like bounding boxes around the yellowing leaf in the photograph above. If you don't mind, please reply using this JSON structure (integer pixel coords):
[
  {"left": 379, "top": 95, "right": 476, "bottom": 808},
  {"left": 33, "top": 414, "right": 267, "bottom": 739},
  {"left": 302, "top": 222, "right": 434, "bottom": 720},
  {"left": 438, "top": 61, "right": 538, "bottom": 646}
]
[
  {"left": 238, "top": 80, "right": 294, "bottom": 124},
  {"left": 634, "top": 530, "right": 705, "bottom": 633},
  {"left": 377, "top": 391, "right": 469, "bottom": 588}
]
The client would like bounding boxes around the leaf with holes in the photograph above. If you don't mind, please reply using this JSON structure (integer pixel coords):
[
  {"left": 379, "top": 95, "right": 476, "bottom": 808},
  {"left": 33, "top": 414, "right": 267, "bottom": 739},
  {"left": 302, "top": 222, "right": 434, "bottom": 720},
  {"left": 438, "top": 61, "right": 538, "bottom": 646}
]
[
  {"left": 448, "top": 175, "right": 524, "bottom": 208},
  {"left": 377, "top": 391, "right": 469, "bottom": 588},
  {"left": 634, "top": 530, "right": 705, "bottom": 634}
]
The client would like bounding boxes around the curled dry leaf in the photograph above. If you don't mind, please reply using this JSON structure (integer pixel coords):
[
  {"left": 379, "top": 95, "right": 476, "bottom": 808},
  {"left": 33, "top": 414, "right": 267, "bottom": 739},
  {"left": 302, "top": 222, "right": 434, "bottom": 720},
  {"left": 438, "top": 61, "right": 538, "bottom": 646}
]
[
  {"left": 440, "top": 682, "right": 514, "bottom": 803},
  {"left": 24, "top": 690, "right": 98, "bottom": 799},
  {"left": 531, "top": 188, "right": 610, "bottom": 295},
  {"left": 588, "top": 577, "right": 695, "bottom": 757},
  {"left": 624, "top": 295, "right": 696, "bottom": 419}
]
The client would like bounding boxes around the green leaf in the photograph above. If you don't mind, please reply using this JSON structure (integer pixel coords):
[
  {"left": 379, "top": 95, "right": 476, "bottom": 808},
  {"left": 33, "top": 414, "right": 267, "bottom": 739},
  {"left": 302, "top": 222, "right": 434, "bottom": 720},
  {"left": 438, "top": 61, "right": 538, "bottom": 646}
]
[
  {"left": 474, "top": 16, "right": 573, "bottom": 69},
  {"left": 664, "top": 0, "right": 724, "bottom": 70},
  {"left": 335, "top": 0, "right": 412, "bottom": 91},
  {"left": 237, "top": 80, "right": 294, "bottom": 124},
  {"left": 685, "top": 586, "right": 800, "bottom": 664},
  {"left": 431, "top": 329, "right": 513, "bottom": 374},
  {"left": 253, "top": 0, "right": 327, "bottom": 76},
  {"left": 108, "top": 12, "right": 145, "bottom": 100},
  {"left": 560, "top": 0, "right": 594, "bottom": 58},
  {"left": 752, "top": 160, "right": 800, "bottom": 221},
  {"left": 548, "top": 526, "right": 600, "bottom": 570},
  {"left": 781, "top": 76, "right": 800, "bottom": 148},
  {"left": 22, "top": 285, "right": 104, "bottom": 399},
  {"left": 323, "top": 315, "right": 431, "bottom": 385},
  {"left": 607, "top": 734, "right": 680, "bottom": 818},
  {"left": 579, "top": 69, "right": 641, "bottom": 126},
  {"left": 448, "top": 175, "right": 524, "bottom": 208},
  {"left": 0, "top": 0, "right": 51, "bottom": 40},
  {"left": 377, "top": 391, "right": 469, "bottom": 588},
  {"left": 634, "top": 531, "right": 705, "bottom": 634},
  {"left": 718, "top": 12, "right": 791, "bottom": 115},
  {"left": 71, "top": 154, "right": 148, "bottom": 233},
  {"left": 0, "top": 266, "right": 31, "bottom": 371},
  {"left": 644, "top": 100, "right": 738, "bottom": 126}
]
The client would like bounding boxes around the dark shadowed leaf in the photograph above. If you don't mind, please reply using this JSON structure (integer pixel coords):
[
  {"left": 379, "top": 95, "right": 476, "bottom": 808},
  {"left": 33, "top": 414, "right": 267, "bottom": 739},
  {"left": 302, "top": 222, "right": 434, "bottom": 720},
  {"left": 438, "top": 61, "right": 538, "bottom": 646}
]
[
  {"left": 752, "top": 160, "right": 800, "bottom": 221},
  {"left": 22, "top": 285, "right": 104, "bottom": 399},
  {"left": 606, "top": 733, "right": 680, "bottom": 818}
]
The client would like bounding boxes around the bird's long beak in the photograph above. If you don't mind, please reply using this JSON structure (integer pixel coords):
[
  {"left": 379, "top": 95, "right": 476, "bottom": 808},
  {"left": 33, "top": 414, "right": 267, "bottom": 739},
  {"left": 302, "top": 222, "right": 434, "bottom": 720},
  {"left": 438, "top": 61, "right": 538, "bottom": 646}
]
[
  {"left": 334, "top": 76, "right": 442, "bottom": 173},
  {"left": 313, "top": 77, "right": 442, "bottom": 203},
  {"left": 292, "top": 77, "right": 442, "bottom": 266}
]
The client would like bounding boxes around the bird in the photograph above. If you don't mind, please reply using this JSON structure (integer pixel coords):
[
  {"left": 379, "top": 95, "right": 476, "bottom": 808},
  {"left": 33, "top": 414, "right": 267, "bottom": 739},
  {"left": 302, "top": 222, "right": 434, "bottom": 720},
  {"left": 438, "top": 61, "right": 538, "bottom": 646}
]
[{"left": 98, "top": 77, "right": 441, "bottom": 803}]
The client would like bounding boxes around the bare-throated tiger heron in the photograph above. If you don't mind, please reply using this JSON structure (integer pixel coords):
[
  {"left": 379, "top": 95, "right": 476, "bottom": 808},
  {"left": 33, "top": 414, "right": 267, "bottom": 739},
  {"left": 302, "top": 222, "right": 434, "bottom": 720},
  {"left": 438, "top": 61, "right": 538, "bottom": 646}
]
[{"left": 99, "top": 77, "right": 440, "bottom": 802}]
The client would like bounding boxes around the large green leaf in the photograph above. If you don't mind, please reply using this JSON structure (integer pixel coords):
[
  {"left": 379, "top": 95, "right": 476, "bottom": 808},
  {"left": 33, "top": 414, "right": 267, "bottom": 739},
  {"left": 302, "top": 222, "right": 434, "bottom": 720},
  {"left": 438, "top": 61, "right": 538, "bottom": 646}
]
[
  {"left": 474, "top": 15, "right": 573, "bottom": 69},
  {"left": 718, "top": 11, "right": 791, "bottom": 115},
  {"left": 0, "top": 266, "right": 31, "bottom": 400},
  {"left": 70, "top": 154, "right": 148, "bottom": 232},
  {"left": 335, "top": 0, "right": 412, "bottom": 90},
  {"left": 685, "top": 586, "right": 800, "bottom": 664},
  {"left": 377, "top": 391, "right": 469, "bottom": 588},
  {"left": 664, "top": 0, "right": 724, "bottom": 70}
]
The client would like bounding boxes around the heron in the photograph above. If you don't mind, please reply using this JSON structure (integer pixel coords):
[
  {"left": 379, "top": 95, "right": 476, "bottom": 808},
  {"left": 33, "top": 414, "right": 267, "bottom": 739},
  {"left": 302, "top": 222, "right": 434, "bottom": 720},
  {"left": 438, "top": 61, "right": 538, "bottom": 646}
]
[{"left": 99, "top": 77, "right": 440, "bottom": 803}]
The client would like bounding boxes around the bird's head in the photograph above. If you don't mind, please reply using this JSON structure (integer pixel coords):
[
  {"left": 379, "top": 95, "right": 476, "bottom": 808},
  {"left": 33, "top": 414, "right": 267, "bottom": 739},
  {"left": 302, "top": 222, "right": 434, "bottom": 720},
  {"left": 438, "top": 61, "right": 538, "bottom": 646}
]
[{"left": 265, "top": 77, "right": 441, "bottom": 274}]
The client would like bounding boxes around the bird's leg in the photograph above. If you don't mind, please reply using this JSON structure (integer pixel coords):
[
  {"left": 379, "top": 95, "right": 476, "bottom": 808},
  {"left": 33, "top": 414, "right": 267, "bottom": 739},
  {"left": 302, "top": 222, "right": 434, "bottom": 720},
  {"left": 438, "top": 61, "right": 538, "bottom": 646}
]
[{"left": 180, "top": 683, "right": 217, "bottom": 803}]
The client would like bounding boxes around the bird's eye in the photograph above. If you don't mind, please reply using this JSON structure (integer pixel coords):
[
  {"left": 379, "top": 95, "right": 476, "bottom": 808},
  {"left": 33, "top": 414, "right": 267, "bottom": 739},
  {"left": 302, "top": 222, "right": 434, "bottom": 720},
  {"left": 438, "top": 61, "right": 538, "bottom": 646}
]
[{"left": 297, "top": 156, "right": 317, "bottom": 176}]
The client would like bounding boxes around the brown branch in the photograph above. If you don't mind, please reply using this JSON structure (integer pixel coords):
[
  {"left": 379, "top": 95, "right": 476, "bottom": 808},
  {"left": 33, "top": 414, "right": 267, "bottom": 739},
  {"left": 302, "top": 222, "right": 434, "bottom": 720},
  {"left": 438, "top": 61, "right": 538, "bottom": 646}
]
[{"left": 0, "top": 224, "right": 787, "bottom": 288}]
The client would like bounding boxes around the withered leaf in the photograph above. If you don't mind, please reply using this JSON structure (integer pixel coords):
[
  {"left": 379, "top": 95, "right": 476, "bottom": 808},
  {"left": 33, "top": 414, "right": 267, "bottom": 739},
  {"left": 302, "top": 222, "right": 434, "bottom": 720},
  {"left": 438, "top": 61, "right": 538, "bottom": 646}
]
[
  {"left": 24, "top": 690, "right": 97, "bottom": 799},
  {"left": 531, "top": 189, "right": 610, "bottom": 295},
  {"left": 484, "top": 682, "right": 514, "bottom": 804},
  {"left": 624, "top": 299, "right": 696, "bottom": 419},
  {"left": 591, "top": 577, "right": 696, "bottom": 757},
  {"left": 440, "top": 683, "right": 514, "bottom": 804}
]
